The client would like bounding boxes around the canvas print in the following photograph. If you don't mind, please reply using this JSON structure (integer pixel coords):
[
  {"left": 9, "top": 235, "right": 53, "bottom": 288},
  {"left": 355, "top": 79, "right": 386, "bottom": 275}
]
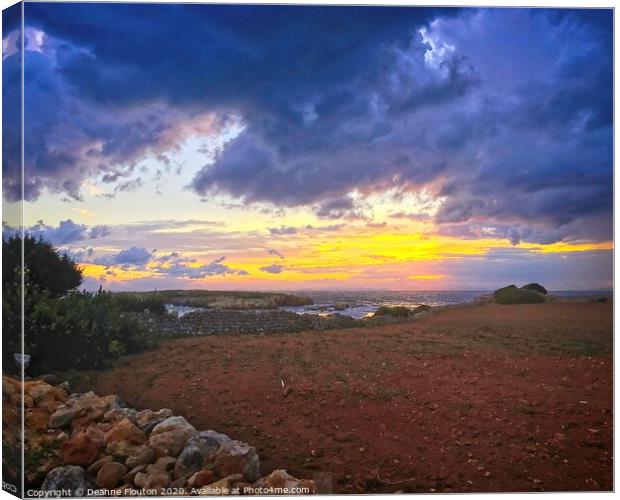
[{"left": 2, "top": 1, "right": 613, "bottom": 497}]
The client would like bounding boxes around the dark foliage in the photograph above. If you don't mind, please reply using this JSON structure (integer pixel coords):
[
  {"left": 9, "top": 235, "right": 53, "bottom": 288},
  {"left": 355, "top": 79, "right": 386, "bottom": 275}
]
[{"left": 2, "top": 235, "right": 150, "bottom": 375}]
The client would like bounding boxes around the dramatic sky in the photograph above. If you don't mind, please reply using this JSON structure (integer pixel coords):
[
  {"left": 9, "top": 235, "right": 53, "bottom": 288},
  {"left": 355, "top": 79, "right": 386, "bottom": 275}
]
[{"left": 2, "top": 4, "right": 613, "bottom": 291}]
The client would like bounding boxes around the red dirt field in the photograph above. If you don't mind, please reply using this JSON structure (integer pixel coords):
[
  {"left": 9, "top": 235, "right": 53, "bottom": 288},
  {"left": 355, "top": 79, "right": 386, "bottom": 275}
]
[{"left": 76, "top": 302, "right": 613, "bottom": 493}]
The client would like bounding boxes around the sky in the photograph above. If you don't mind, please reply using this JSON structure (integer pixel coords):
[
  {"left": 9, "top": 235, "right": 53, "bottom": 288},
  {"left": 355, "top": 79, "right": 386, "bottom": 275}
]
[{"left": 2, "top": 4, "right": 613, "bottom": 291}]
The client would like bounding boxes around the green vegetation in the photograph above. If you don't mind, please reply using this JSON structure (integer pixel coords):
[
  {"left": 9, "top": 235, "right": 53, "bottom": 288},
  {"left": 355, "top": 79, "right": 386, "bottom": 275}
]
[
  {"left": 493, "top": 285, "right": 545, "bottom": 305},
  {"left": 412, "top": 304, "right": 431, "bottom": 314},
  {"left": 373, "top": 304, "right": 431, "bottom": 318},
  {"left": 373, "top": 305, "right": 412, "bottom": 317},
  {"left": 521, "top": 283, "right": 548, "bottom": 294},
  {"left": 113, "top": 292, "right": 167, "bottom": 314},
  {"left": 115, "top": 289, "right": 313, "bottom": 309},
  {"left": 3, "top": 235, "right": 151, "bottom": 375}
]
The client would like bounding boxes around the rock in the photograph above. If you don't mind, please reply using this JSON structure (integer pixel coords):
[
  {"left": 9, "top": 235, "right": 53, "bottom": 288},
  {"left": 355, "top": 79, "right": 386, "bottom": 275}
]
[
  {"left": 125, "top": 445, "right": 154, "bottom": 469},
  {"left": 210, "top": 440, "right": 260, "bottom": 482},
  {"left": 493, "top": 285, "right": 545, "bottom": 305},
  {"left": 188, "top": 468, "right": 215, "bottom": 488},
  {"left": 38, "top": 374, "right": 60, "bottom": 385},
  {"left": 201, "top": 475, "right": 243, "bottom": 495},
  {"left": 149, "top": 416, "right": 197, "bottom": 457},
  {"left": 175, "top": 431, "right": 231, "bottom": 479},
  {"left": 253, "top": 469, "right": 316, "bottom": 494},
  {"left": 26, "top": 408, "right": 51, "bottom": 432},
  {"left": 136, "top": 408, "right": 173, "bottom": 431},
  {"left": 521, "top": 283, "right": 548, "bottom": 295},
  {"left": 60, "top": 426, "right": 105, "bottom": 466},
  {"left": 135, "top": 471, "right": 171, "bottom": 489},
  {"left": 104, "top": 408, "right": 136, "bottom": 424},
  {"left": 105, "top": 418, "right": 146, "bottom": 445},
  {"left": 86, "top": 455, "right": 114, "bottom": 475},
  {"left": 123, "top": 464, "right": 147, "bottom": 484},
  {"left": 41, "top": 466, "right": 91, "bottom": 495},
  {"left": 96, "top": 462, "right": 127, "bottom": 489},
  {"left": 29, "top": 383, "right": 64, "bottom": 411},
  {"left": 106, "top": 440, "right": 139, "bottom": 459},
  {"left": 147, "top": 456, "right": 176, "bottom": 474},
  {"left": 49, "top": 393, "right": 122, "bottom": 429}
]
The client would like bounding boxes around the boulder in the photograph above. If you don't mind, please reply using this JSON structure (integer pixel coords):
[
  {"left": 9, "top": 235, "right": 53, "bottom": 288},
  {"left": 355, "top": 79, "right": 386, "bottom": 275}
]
[
  {"left": 149, "top": 416, "right": 197, "bottom": 457},
  {"left": 521, "top": 283, "right": 548, "bottom": 295},
  {"left": 103, "top": 408, "right": 137, "bottom": 424},
  {"left": 493, "top": 285, "right": 545, "bottom": 305},
  {"left": 147, "top": 456, "right": 176, "bottom": 474},
  {"left": 105, "top": 418, "right": 146, "bottom": 445},
  {"left": 253, "top": 469, "right": 316, "bottom": 494},
  {"left": 187, "top": 468, "right": 215, "bottom": 488},
  {"left": 210, "top": 440, "right": 260, "bottom": 482},
  {"left": 202, "top": 474, "right": 243, "bottom": 495},
  {"left": 41, "top": 466, "right": 91, "bottom": 495},
  {"left": 106, "top": 440, "right": 139, "bottom": 459},
  {"left": 29, "top": 383, "right": 65, "bottom": 412},
  {"left": 96, "top": 462, "right": 127, "bottom": 489},
  {"left": 123, "top": 464, "right": 147, "bottom": 484},
  {"left": 134, "top": 470, "right": 171, "bottom": 489},
  {"left": 26, "top": 408, "right": 50, "bottom": 432},
  {"left": 136, "top": 408, "right": 173, "bottom": 432},
  {"left": 60, "top": 426, "right": 105, "bottom": 466},
  {"left": 86, "top": 455, "right": 114, "bottom": 476},
  {"left": 125, "top": 445, "right": 154, "bottom": 469},
  {"left": 49, "top": 393, "right": 122, "bottom": 429},
  {"left": 174, "top": 430, "right": 231, "bottom": 479}
]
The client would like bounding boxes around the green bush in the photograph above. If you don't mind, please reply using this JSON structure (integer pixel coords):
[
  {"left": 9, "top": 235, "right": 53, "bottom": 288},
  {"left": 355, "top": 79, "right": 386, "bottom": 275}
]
[
  {"left": 521, "top": 283, "right": 548, "bottom": 294},
  {"left": 494, "top": 285, "right": 545, "bottom": 305},
  {"left": 374, "top": 305, "right": 412, "bottom": 317},
  {"left": 27, "top": 291, "right": 151, "bottom": 374}
]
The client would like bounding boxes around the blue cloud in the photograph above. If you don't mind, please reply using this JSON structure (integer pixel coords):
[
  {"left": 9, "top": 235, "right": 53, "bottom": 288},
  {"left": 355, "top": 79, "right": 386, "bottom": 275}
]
[{"left": 260, "top": 264, "right": 284, "bottom": 274}]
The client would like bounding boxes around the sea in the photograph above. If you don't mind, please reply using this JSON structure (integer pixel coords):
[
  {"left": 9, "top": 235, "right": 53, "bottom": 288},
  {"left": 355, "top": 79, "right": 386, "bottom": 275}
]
[{"left": 166, "top": 289, "right": 612, "bottom": 320}]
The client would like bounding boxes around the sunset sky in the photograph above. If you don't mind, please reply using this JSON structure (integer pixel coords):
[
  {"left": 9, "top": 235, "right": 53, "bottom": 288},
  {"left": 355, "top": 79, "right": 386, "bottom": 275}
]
[{"left": 2, "top": 4, "right": 613, "bottom": 291}]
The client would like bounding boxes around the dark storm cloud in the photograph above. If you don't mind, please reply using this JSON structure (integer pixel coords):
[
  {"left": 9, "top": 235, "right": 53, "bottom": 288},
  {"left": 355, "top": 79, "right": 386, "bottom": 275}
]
[{"left": 4, "top": 6, "right": 612, "bottom": 245}]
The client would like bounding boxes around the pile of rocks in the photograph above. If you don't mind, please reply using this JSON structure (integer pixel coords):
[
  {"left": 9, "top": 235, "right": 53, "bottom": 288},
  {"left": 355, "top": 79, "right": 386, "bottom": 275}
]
[
  {"left": 3, "top": 375, "right": 315, "bottom": 496},
  {"left": 139, "top": 309, "right": 361, "bottom": 337}
]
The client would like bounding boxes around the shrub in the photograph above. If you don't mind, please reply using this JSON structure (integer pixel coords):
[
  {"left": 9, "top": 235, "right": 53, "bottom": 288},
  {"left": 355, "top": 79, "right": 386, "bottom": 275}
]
[
  {"left": 3, "top": 235, "right": 151, "bottom": 375},
  {"left": 27, "top": 291, "right": 151, "bottom": 374},
  {"left": 112, "top": 292, "right": 167, "bottom": 314},
  {"left": 494, "top": 285, "right": 545, "bottom": 305},
  {"left": 521, "top": 283, "right": 548, "bottom": 295},
  {"left": 412, "top": 304, "right": 431, "bottom": 315},
  {"left": 373, "top": 305, "right": 411, "bottom": 317}
]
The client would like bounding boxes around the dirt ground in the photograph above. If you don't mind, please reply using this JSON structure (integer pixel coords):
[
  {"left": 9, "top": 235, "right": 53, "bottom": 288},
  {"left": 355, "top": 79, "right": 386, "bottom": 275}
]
[{"left": 76, "top": 302, "right": 613, "bottom": 493}]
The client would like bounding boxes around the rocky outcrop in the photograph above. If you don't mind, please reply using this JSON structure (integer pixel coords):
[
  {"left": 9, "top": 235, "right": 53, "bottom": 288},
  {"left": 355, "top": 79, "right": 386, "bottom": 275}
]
[{"left": 3, "top": 375, "right": 315, "bottom": 496}]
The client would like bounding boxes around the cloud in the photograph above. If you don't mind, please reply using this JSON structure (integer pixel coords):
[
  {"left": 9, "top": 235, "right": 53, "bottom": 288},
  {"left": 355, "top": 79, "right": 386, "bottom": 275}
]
[
  {"left": 3, "top": 6, "right": 611, "bottom": 246},
  {"left": 260, "top": 264, "right": 284, "bottom": 274},
  {"left": 164, "top": 256, "right": 248, "bottom": 278},
  {"left": 267, "top": 248, "right": 285, "bottom": 260},
  {"left": 268, "top": 226, "right": 297, "bottom": 235},
  {"left": 111, "top": 246, "right": 152, "bottom": 266}
]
